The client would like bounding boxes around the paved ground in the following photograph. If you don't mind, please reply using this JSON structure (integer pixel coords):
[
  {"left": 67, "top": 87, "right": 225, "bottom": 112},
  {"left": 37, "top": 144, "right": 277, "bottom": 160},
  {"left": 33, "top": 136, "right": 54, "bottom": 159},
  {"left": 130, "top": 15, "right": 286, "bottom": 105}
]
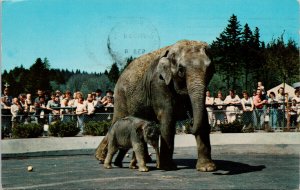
[{"left": 2, "top": 145, "right": 299, "bottom": 190}]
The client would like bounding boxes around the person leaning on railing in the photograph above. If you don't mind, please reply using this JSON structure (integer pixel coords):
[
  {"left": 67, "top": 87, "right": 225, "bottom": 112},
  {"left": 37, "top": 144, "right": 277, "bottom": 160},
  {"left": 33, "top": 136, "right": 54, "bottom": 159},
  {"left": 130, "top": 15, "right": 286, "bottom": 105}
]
[
  {"left": 2, "top": 88, "right": 13, "bottom": 107},
  {"left": 224, "top": 89, "right": 241, "bottom": 123},
  {"left": 267, "top": 91, "right": 279, "bottom": 131},
  {"left": 205, "top": 90, "right": 214, "bottom": 127},
  {"left": 276, "top": 87, "right": 285, "bottom": 129},
  {"left": 10, "top": 98, "right": 22, "bottom": 129},
  {"left": 34, "top": 96, "right": 48, "bottom": 125},
  {"left": 86, "top": 93, "right": 96, "bottom": 119},
  {"left": 1, "top": 96, "right": 11, "bottom": 109},
  {"left": 241, "top": 91, "right": 254, "bottom": 130},
  {"left": 253, "top": 88, "right": 268, "bottom": 130},
  {"left": 289, "top": 99, "right": 298, "bottom": 128},
  {"left": 213, "top": 91, "right": 225, "bottom": 125},
  {"left": 46, "top": 93, "right": 61, "bottom": 124}
]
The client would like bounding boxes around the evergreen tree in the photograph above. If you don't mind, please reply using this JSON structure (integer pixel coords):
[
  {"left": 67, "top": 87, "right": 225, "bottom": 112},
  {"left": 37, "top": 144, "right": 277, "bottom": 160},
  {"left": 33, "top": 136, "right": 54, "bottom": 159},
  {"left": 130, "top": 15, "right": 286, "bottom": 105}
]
[
  {"left": 240, "top": 23, "right": 254, "bottom": 91},
  {"left": 251, "top": 27, "right": 267, "bottom": 85},
  {"left": 253, "top": 27, "right": 261, "bottom": 49},
  {"left": 27, "top": 58, "right": 51, "bottom": 93},
  {"left": 108, "top": 63, "right": 120, "bottom": 83},
  {"left": 2, "top": 66, "right": 29, "bottom": 96},
  {"left": 211, "top": 14, "right": 243, "bottom": 90}
]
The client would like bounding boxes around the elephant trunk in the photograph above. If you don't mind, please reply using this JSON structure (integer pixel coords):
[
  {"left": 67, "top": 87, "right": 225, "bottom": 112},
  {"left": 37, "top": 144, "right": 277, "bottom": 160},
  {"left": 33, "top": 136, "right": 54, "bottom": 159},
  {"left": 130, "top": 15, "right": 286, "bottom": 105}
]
[{"left": 187, "top": 76, "right": 206, "bottom": 135}]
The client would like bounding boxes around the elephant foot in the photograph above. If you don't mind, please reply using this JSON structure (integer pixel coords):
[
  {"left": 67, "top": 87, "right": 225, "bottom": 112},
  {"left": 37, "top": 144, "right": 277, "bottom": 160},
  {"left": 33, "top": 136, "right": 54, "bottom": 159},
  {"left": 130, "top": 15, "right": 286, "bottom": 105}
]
[
  {"left": 95, "top": 153, "right": 106, "bottom": 163},
  {"left": 129, "top": 165, "right": 137, "bottom": 169},
  {"left": 138, "top": 166, "right": 149, "bottom": 172},
  {"left": 159, "top": 161, "right": 177, "bottom": 171},
  {"left": 129, "top": 160, "right": 137, "bottom": 169},
  {"left": 196, "top": 159, "right": 216, "bottom": 172},
  {"left": 104, "top": 163, "right": 112, "bottom": 169}
]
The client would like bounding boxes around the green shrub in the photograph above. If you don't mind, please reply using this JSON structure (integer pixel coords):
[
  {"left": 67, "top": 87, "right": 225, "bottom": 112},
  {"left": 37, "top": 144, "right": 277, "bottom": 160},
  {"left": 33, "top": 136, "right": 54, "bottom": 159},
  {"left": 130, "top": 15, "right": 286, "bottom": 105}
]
[
  {"left": 84, "top": 121, "right": 111, "bottom": 136},
  {"left": 219, "top": 120, "right": 243, "bottom": 133},
  {"left": 49, "top": 120, "right": 80, "bottom": 137},
  {"left": 12, "top": 123, "right": 43, "bottom": 138}
]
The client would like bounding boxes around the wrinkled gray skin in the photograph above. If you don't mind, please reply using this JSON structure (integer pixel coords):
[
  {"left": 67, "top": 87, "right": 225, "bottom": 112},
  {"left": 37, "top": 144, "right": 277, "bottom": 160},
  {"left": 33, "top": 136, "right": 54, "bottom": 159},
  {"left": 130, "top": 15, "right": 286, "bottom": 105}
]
[
  {"left": 96, "top": 40, "right": 216, "bottom": 171},
  {"left": 104, "top": 116, "right": 160, "bottom": 172}
]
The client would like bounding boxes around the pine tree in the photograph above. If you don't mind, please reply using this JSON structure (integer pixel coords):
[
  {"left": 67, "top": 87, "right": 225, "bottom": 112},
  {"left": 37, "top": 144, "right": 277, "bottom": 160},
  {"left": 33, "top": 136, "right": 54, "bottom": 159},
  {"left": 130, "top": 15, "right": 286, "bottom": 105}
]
[
  {"left": 27, "top": 58, "right": 51, "bottom": 93},
  {"left": 241, "top": 23, "right": 254, "bottom": 91},
  {"left": 108, "top": 63, "right": 120, "bottom": 83},
  {"left": 211, "top": 14, "right": 243, "bottom": 90}
]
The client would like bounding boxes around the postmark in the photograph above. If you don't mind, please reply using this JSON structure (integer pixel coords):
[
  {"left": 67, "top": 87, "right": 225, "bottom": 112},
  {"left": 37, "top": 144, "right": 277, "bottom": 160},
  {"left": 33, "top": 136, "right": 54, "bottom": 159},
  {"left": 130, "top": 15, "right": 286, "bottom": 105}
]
[{"left": 107, "top": 18, "right": 160, "bottom": 68}]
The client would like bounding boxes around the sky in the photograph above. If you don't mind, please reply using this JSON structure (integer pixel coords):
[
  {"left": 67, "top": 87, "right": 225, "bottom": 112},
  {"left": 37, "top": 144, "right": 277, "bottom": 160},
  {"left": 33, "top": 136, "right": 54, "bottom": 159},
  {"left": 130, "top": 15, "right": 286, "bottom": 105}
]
[{"left": 2, "top": 0, "right": 299, "bottom": 73}]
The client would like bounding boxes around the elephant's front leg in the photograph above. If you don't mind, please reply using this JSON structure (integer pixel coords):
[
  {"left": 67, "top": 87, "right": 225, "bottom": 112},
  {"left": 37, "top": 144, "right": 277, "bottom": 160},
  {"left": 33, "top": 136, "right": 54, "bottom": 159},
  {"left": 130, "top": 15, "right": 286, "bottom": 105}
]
[
  {"left": 129, "top": 151, "right": 137, "bottom": 169},
  {"left": 132, "top": 144, "right": 149, "bottom": 172},
  {"left": 195, "top": 111, "right": 216, "bottom": 172},
  {"left": 159, "top": 115, "right": 177, "bottom": 170},
  {"left": 104, "top": 145, "right": 118, "bottom": 169}
]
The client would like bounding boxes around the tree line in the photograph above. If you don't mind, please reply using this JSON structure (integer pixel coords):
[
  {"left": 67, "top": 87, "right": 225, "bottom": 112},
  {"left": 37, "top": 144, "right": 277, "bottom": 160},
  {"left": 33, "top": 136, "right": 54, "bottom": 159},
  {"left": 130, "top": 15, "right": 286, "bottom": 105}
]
[
  {"left": 209, "top": 14, "right": 299, "bottom": 94},
  {"left": 2, "top": 58, "right": 116, "bottom": 97},
  {"left": 2, "top": 14, "right": 299, "bottom": 97}
]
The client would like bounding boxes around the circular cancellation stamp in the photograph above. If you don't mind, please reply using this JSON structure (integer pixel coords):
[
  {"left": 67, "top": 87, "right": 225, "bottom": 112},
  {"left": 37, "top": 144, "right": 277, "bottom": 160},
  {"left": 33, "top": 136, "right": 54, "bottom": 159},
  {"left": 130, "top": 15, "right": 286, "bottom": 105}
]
[{"left": 107, "top": 18, "right": 161, "bottom": 67}]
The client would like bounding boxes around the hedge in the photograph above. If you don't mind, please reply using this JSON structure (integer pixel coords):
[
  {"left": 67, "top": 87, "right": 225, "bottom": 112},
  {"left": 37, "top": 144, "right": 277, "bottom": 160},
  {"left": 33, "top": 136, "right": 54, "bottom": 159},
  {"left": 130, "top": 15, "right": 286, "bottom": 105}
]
[
  {"left": 49, "top": 120, "right": 80, "bottom": 137},
  {"left": 84, "top": 121, "right": 111, "bottom": 136},
  {"left": 12, "top": 123, "right": 43, "bottom": 138}
]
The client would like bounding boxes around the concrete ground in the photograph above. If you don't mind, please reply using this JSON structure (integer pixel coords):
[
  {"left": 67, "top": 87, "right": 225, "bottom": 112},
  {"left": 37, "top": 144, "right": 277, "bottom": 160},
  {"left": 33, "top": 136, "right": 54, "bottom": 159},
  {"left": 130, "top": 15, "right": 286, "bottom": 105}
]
[
  {"left": 2, "top": 146, "right": 299, "bottom": 190},
  {"left": 1, "top": 133, "right": 300, "bottom": 189}
]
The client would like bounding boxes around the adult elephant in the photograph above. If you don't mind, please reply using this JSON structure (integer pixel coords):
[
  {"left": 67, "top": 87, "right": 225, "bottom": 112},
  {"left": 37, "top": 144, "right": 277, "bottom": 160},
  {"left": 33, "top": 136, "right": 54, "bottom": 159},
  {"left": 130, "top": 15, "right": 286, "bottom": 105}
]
[{"left": 96, "top": 40, "right": 216, "bottom": 171}]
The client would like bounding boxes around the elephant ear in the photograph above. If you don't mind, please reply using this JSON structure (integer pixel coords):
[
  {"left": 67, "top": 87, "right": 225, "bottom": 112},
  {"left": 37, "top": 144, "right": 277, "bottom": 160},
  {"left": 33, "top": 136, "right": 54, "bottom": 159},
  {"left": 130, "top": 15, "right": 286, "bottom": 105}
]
[{"left": 157, "top": 57, "right": 172, "bottom": 85}]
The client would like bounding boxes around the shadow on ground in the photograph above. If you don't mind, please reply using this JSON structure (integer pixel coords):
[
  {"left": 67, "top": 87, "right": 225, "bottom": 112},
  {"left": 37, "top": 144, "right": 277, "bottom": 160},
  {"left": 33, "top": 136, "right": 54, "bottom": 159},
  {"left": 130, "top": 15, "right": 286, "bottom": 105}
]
[{"left": 174, "top": 159, "right": 266, "bottom": 175}]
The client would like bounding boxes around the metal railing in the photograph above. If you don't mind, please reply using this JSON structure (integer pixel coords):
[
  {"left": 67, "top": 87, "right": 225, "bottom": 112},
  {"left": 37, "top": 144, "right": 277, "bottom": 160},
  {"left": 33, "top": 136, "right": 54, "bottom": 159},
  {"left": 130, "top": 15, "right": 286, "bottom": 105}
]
[
  {"left": 1, "top": 108, "right": 113, "bottom": 138},
  {"left": 177, "top": 103, "right": 299, "bottom": 133},
  {"left": 2, "top": 104, "right": 299, "bottom": 137}
]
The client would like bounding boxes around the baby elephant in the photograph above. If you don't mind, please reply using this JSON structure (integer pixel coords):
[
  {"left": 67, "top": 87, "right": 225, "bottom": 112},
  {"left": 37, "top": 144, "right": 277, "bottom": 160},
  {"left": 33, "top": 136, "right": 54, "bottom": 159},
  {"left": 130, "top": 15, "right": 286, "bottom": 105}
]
[{"left": 104, "top": 116, "right": 160, "bottom": 172}]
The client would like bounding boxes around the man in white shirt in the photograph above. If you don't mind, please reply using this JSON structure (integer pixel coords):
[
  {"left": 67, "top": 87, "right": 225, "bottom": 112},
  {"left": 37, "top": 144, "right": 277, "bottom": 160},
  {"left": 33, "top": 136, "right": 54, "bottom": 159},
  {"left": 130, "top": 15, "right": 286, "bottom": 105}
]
[{"left": 224, "top": 89, "right": 241, "bottom": 123}]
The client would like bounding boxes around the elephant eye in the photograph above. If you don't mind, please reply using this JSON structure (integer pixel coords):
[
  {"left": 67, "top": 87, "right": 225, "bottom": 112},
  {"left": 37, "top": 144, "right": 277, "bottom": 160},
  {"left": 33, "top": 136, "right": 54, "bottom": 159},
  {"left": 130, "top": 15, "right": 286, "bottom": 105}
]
[{"left": 178, "top": 65, "right": 185, "bottom": 77}]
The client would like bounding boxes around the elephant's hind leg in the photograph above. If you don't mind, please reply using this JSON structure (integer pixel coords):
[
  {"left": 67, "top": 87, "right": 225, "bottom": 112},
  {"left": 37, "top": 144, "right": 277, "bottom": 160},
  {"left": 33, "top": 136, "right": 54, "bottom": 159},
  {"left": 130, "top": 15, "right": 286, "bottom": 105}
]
[{"left": 95, "top": 135, "right": 108, "bottom": 163}]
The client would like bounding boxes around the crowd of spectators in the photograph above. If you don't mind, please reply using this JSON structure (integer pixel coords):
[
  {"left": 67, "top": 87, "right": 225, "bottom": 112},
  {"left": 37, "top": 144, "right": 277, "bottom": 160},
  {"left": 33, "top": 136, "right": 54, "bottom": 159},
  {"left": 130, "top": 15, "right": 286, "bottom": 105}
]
[
  {"left": 205, "top": 82, "right": 300, "bottom": 131},
  {"left": 2, "top": 81, "right": 300, "bottom": 133},
  {"left": 1, "top": 88, "right": 114, "bottom": 134}
]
